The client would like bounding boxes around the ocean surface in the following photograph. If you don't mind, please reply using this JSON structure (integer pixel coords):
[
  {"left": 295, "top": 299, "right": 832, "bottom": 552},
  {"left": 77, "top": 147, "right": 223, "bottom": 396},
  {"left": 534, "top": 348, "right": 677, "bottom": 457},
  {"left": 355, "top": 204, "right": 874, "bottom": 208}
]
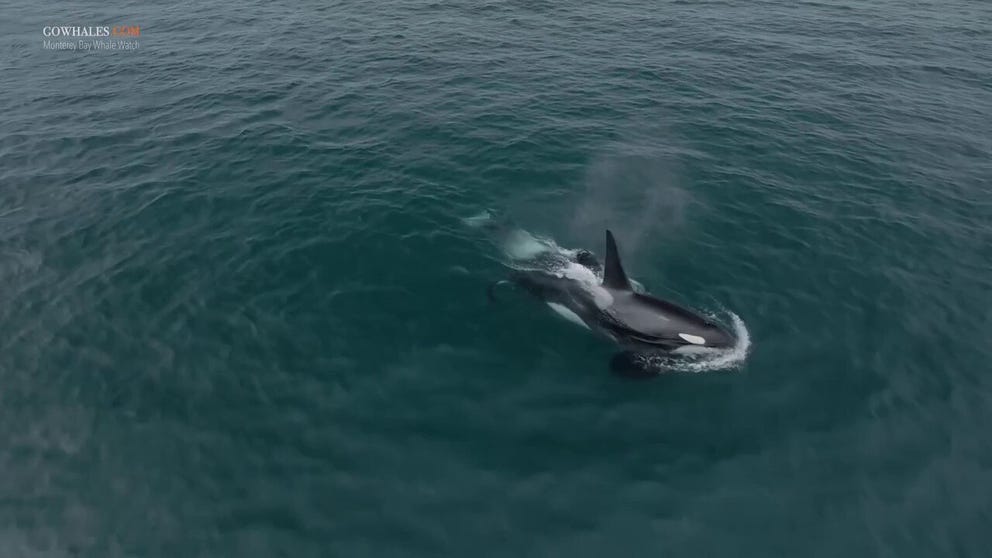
[{"left": 2, "top": 1, "right": 991, "bottom": 556}]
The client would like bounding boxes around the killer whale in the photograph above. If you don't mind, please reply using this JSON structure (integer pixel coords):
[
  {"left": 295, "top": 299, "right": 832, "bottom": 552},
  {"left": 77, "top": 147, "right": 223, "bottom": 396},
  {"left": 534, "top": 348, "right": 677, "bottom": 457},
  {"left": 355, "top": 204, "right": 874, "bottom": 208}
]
[{"left": 502, "top": 230, "right": 735, "bottom": 375}]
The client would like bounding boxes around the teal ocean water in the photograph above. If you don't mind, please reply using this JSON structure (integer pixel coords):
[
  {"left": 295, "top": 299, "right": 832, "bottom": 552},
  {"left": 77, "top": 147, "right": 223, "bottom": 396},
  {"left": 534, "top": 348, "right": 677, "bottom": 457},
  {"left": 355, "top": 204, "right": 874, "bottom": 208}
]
[{"left": 2, "top": 1, "right": 991, "bottom": 556}]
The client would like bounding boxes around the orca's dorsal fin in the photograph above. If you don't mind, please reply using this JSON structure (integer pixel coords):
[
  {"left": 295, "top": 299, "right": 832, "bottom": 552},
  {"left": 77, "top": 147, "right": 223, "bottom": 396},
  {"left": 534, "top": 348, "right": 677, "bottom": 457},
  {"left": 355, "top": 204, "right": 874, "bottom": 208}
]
[{"left": 603, "top": 230, "right": 632, "bottom": 290}]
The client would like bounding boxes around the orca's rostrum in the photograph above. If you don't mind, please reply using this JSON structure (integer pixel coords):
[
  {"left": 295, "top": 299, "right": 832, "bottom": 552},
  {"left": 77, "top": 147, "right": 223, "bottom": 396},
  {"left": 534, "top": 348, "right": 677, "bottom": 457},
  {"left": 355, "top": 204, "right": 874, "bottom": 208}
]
[{"left": 500, "top": 230, "right": 736, "bottom": 376}]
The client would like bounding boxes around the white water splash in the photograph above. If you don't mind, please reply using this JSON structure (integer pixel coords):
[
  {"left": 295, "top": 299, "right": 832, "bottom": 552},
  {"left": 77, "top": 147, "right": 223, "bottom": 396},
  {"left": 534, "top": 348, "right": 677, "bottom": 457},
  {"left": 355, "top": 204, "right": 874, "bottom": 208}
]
[
  {"left": 555, "top": 263, "right": 614, "bottom": 309},
  {"left": 502, "top": 229, "right": 560, "bottom": 260},
  {"left": 462, "top": 210, "right": 577, "bottom": 262},
  {"left": 502, "top": 232, "right": 615, "bottom": 309}
]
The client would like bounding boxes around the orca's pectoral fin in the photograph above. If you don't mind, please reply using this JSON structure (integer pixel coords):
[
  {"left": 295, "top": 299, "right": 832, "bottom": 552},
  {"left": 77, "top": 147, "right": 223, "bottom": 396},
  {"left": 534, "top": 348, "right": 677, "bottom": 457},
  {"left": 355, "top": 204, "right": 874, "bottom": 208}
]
[
  {"left": 486, "top": 280, "right": 514, "bottom": 303},
  {"left": 609, "top": 351, "right": 662, "bottom": 379}
]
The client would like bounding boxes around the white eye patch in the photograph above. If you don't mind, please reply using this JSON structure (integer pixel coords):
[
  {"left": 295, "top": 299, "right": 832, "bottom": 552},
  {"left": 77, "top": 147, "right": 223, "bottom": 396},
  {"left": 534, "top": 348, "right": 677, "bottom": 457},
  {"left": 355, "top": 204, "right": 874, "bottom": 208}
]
[{"left": 679, "top": 333, "right": 706, "bottom": 345}]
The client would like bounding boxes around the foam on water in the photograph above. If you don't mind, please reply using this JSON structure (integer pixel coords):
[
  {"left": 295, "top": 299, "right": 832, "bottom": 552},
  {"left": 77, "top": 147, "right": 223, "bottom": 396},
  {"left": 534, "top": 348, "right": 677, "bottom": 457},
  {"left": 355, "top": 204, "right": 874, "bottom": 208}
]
[
  {"left": 503, "top": 229, "right": 559, "bottom": 261},
  {"left": 463, "top": 210, "right": 576, "bottom": 262},
  {"left": 555, "top": 263, "right": 614, "bottom": 309}
]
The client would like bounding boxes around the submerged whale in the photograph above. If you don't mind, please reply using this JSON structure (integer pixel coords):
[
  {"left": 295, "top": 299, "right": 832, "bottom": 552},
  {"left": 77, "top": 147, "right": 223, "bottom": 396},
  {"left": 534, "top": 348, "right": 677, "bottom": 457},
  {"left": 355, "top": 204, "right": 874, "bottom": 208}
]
[{"left": 497, "top": 230, "right": 736, "bottom": 376}]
